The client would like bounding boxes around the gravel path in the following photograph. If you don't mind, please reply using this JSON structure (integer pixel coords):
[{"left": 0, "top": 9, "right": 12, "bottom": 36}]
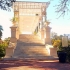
[{"left": 0, "top": 59, "right": 70, "bottom": 70}]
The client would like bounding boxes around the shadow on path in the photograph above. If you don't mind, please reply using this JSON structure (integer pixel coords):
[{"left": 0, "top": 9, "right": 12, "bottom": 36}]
[{"left": 0, "top": 59, "right": 70, "bottom": 70}]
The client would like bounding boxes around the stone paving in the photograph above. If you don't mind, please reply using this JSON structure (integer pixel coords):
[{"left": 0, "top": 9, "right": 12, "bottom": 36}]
[{"left": 0, "top": 59, "right": 70, "bottom": 70}]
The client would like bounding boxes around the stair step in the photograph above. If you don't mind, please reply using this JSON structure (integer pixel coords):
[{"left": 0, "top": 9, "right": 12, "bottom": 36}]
[{"left": 12, "top": 34, "right": 50, "bottom": 59}]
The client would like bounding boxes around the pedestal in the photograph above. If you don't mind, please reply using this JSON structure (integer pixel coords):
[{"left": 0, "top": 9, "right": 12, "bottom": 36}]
[
  {"left": 5, "top": 47, "right": 14, "bottom": 58},
  {"left": 10, "top": 26, "right": 19, "bottom": 43},
  {"left": 50, "top": 47, "right": 57, "bottom": 57}
]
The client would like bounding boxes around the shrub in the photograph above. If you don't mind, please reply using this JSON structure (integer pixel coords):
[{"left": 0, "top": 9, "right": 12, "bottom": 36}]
[
  {"left": 59, "top": 47, "right": 70, "bottom": 62},
  {"left": 0, "top": 45, "right": 5, "bottom": 58},
  {"left": 52, "top": 39, "right": 62, "bottom": 48}
]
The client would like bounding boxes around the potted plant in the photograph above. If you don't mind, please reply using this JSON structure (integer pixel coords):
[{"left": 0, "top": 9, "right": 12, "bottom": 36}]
[
  {"left": 10, "top": 17, "right": 18, "bottom": 26},
  {"left": 50, "top": 39, "right": 61, "bottom": 57},
  {"left": 63, "top": 47, "right": 70, "bottom": 63},
  {"left": 57, "top": 47, "right": 67, "bottom": 63},
  {"left": 67, "top": 52, "right": 70, "bottom": 62}
]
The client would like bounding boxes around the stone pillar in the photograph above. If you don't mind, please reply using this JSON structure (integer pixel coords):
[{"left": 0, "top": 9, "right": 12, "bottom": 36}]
[
  {"left": 41, "top": 28, "right": 45, "bottom": 42},
  {"left": 5, "top": 26, "right": 19, "bottom": 58},
  {"left": 10, "top": 26, "right": 18, "bottom": 43},
  {"left": 45, "top": 25, "right": 51, "bottom": 45}
]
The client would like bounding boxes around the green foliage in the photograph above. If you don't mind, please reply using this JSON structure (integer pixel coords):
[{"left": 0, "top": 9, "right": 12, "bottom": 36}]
[
  {"left": 0, "top": 42, "right": 8, "bottom": 48},
  {"left": 0, "top": 0, "right": 16, "bottom": 11},
  {"left": 0, "top": 43, "right": 6, "bottom": 58},
  {"left": 4, "top": 37, "right": 10, "bottom": 45},
  {"left": 0, "top": 41, "right": 9, "bottom": 58},
  {"left": 52, "top": 39, "right": 62, "bottom": 48},
  {"left": 0, "top": 25, "right": 3, "bottom": 31},
  {"left": 11, "top": 17, "right": 18, "bottom": 23},
  {"left": 60, "top": 47, "right": 70, "bottom": 62},
  {"left": 10, "top": 17, "right": 18, "bottom": 25},
  {"left": 0, "top": 25, "right": 3, "bottom": 39},
  {"left": 0, "top": 31, "right": 2, "bottom": 39},
  {"left": 34, "top": 30, "right": 37, "bottom": 35},
  {"left": 0, "top": 37, "right": 10, "bottom": 58}
]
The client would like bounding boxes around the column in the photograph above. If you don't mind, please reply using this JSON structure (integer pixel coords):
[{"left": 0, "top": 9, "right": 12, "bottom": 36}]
[
  {"left": 45, "top": 25, "right": 51, "bottom": 45},
  {"left": 10, "top": 26, "right": 18, "bottom": 43},
  {"left": 41, "top": 28, "right": 45, "bottom": 42}
]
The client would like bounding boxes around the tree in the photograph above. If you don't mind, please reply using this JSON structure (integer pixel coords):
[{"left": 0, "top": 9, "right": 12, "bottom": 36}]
[
  {"left": 0, "top": 25, "right": 3, "bottom": 39},
  {"left": 0, "top": 42, "right": 7, "bottom": 59},
  {"left": 51, "top": 34, "right": 62, "bottom": 48},
  {"left": 0, "top": 0, "right": 16, "bottom": 10},
  {"left": 0, "top": 44, "right": 5, "bottom": 58},
  {"left": 53, "top": 0, "right": 70, "bottom": 17},
  {"left": 4, "top": 37, "right": 10, "bottom": 45},
  {"left": 0, "top": 25, "right": 3, "bottom": 30},
  {"left": 52, "top": 39, "right": 62, "bottom": 47},
  {"left": 0, "top": 31, "right": 2, "bottom": 40}
]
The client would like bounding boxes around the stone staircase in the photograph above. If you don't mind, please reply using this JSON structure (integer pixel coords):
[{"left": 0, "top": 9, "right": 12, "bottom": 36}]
[{"left": 12, "top": 34, "right": 53, "bottom": 59}]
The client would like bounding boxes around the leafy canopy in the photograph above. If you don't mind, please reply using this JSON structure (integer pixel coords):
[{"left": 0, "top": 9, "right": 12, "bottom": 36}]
[{"left": 0, "top": 0, "right": 16, "bottom": 10}]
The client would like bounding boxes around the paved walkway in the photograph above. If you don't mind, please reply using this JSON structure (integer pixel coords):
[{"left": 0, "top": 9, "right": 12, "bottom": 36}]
[{"left": 0, "top": 59, "right": 70, "bottom": 70}]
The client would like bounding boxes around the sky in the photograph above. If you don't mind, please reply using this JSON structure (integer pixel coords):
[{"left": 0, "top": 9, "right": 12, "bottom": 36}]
[{"left": 0, "top": 0, "right": 70, "bottom": 39}]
